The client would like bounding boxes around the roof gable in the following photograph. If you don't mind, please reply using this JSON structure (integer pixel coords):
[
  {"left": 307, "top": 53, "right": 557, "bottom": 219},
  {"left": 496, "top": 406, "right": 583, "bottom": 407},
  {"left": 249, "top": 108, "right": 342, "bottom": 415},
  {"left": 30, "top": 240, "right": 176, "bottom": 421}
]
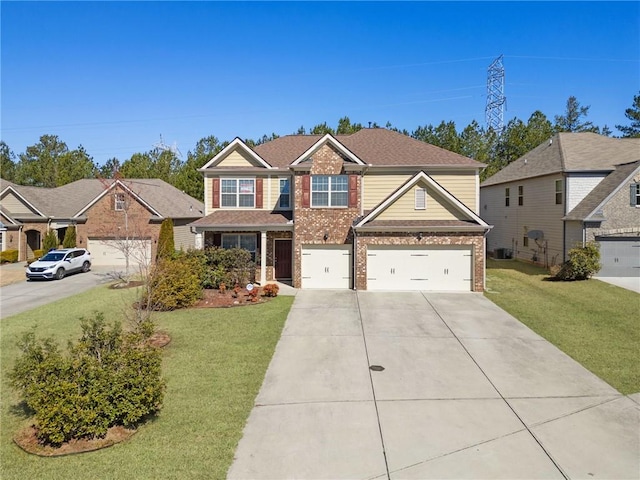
[
  {"left": 74, "top": 180, "right": 163, "bottom": 218},
  {"left": 291, "top": 134, "right": 365, "bottom": 166},
  {"left": 200, "top": 138, "right": 272, "bottom": 169},
  {"left": 356, "top": 171, "right": 489, "bottom": 228},
  {"left": 0, "top": 186, "right": 46, "bottom": 217}
]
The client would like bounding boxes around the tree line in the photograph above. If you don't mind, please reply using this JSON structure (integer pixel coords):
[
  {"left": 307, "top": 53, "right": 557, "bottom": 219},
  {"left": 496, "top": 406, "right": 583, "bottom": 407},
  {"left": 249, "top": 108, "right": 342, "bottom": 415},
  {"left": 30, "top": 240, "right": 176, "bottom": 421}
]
[{"left": 2, "top": 93, "right": 639, "bottom": 202}]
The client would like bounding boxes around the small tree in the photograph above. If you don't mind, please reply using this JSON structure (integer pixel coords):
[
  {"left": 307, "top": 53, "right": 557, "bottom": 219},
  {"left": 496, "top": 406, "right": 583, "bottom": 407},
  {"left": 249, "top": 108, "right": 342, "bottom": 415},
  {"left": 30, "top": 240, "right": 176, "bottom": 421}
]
[
  {"left": 555, "top": 242, "right": 601, "bottom": 281},
  {"left": 42, "top": 229, "right": 59, "bottom": 252},
  {"left": 62, "top": 226, "right": 77, "bottom": 248},
  {"left": 156, "top": 219, "right": 175, "bottom": 260}
]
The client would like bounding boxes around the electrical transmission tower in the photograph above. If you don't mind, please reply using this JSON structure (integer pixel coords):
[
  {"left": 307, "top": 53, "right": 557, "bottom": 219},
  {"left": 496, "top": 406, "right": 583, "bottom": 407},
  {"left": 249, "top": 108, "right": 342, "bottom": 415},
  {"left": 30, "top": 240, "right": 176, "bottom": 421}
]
[{"left": 485, "top": 55, "right": 506, "bottom": 132}]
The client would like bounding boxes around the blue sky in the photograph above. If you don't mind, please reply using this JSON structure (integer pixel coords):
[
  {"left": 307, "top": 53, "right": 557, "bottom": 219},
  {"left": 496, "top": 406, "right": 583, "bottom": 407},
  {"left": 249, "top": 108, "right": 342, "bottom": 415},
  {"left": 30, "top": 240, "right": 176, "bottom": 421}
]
[{"left": 2, "top": 1, "right": 638, "bottom": 166}]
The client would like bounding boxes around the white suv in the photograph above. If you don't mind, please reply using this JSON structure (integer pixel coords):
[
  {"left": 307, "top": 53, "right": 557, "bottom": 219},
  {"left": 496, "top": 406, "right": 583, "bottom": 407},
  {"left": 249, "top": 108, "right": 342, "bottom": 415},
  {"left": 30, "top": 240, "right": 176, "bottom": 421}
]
[{"left": 26, "top": 248, "right": 92, "bottom": 280}]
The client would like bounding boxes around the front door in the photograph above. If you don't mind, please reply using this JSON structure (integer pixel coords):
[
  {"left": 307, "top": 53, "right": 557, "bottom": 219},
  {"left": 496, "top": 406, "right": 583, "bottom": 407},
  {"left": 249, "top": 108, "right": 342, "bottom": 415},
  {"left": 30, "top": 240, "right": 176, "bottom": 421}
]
[{"left": 274, "top": 239, "right": 292, "bottom": 279}]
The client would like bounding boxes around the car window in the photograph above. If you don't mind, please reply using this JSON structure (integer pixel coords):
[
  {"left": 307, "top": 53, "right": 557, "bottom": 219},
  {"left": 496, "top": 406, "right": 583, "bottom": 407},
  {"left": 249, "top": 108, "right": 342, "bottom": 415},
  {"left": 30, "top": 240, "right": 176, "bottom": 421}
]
[
  {"left": 76, "top": 250, "right": 86, "bottom": 257},
  {"left": 41, "top": 253, "right": 64, "bottom": 262}
]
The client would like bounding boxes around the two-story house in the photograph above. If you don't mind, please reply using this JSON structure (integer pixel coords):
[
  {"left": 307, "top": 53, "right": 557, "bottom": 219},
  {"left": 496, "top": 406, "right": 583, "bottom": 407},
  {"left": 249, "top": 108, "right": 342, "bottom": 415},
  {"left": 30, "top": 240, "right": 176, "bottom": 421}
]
[
  {"left": 190, "top": 128, "right": 491, "bottom": 291},
  {"left": 480, "top": 132, "right": 640, "bottom": 277}
]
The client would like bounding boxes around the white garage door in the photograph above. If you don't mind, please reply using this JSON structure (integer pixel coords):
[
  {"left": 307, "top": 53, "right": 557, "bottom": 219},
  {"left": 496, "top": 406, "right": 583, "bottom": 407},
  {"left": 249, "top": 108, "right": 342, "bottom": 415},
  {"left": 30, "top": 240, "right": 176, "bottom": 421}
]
[
  {"left": 87, "top": 238, "right": 152, "bottom": 267},
  {"left": 301, "top": 245, "right": 352, "bottom": 289},
  {"left": 367, "top": 246, "right": 473, "bottom": 291},
  {"left": 597, "top": 238, "right": 640, "bottom": 277}
]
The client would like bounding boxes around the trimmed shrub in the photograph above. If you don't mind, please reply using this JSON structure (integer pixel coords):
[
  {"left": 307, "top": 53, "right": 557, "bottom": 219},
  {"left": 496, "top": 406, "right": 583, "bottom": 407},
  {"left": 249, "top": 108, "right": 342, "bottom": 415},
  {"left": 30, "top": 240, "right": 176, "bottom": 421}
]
[
  {"left": 32, "top": 249, "right": 44, "bottom": 259},
  {"left": 182, "top": 247, "right": 255, "bottom": 289},
  {"left": 146, "top": 256, "right": 203, "bottom": 311},
  {"left": 42, "top": 230, "right": 58, "bottom": 252},
  {"left": 156, "top": 219, "right": 175, "bottom": 260},
  {"left": 9, "top": 313, "right": 165, "bottom": 446},
  {"left": 62, "top": 226, "right": 77, "bottom": 248},
  {"left": 262, "top": 283, "right": 279, "bottom": 297},
  {"left": 0, "top": 249, "right": 18, "bottom": 263},
  {"left": 555, "top": 242, "right": 601, "bottom": 281}
]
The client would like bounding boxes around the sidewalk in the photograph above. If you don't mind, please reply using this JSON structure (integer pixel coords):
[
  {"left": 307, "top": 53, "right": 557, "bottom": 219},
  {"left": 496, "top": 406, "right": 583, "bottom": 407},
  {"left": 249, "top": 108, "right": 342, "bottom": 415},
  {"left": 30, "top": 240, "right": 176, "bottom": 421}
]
[{"left": 228, "top": 290, "right": 639, "bottom": 479}]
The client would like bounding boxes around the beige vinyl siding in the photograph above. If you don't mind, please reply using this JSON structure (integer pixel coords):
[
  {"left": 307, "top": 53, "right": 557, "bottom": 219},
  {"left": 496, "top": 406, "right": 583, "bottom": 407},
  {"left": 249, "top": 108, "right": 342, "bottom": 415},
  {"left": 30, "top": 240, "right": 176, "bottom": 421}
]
[
  {"left": 173, "top": 221, "right": 196, "bottom": 251},
  {"left": 363, "top": 175, "right": 411, "bottom": 210},
  {"left": 363, "top": 172, "right": 477, "bottom": 211},
  {"left": 564, "top": 220, "right": 584, "bottom": 256},
  {"left": 377, "top": 184, "right": 467, "bottom": 221},
  {"left": 269, "top": 176, "right": 292, "bottom": 211},
  {"left": 217, "top": 150, "right": 260, "bottom": 167},
  {"left": 0, "top": 192, "right": 40, "bottom": 216},
  {"left": 204, "top": 175, "right": 214, "bottom": 215},
  {"left": 481, "top": 173, "right": 566, "bottom": 264}
]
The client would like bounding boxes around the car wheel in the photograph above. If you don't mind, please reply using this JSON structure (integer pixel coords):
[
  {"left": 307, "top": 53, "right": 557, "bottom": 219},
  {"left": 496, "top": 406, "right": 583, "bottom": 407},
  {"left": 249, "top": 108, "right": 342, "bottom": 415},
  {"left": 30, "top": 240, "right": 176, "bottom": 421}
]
[
  {"left": 55, "top": 268, "right": 65, "bottom": 280},
  {"left": 82, "top": 261, "right": 90, "bottom": 273}
]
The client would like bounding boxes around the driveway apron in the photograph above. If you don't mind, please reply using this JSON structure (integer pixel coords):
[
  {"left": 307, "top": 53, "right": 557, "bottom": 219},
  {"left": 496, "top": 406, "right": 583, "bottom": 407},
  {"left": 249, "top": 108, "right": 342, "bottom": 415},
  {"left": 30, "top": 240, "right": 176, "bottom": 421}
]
[{"left": 227, "top": 291, "right": 639, "bottom": 479}]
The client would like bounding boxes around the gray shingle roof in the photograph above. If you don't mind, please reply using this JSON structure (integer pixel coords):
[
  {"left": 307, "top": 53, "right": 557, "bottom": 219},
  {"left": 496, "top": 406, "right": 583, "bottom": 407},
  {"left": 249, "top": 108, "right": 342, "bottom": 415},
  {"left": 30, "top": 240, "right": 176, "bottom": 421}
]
[
  {"left": 481, "top": 133, "right": 640, "bottom": 187},
  {"left": 251, "top": 128, "right": 483, "bottom": 169},
  {"left": 1, "top": 179, "right": 204, "bottom": 220},
  {"left": 564, "top": 161, "right": 640, "bottom": 221}
]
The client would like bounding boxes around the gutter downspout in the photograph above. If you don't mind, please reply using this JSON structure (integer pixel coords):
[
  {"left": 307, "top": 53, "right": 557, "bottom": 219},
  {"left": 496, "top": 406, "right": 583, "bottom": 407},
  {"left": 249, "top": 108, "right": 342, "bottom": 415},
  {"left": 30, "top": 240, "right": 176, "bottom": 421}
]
[
  {"left": 483, "top": 226, "right": 493, "bottom": 292},
  {"left": 352, "top": 226, "right": 358, "bottom": 291}
]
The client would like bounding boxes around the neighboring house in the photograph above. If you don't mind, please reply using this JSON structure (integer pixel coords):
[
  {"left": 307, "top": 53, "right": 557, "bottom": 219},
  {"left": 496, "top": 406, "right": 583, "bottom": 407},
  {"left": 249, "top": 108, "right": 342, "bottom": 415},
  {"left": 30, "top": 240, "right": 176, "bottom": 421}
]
[
  {"left": 191, "top": 128, "right": 491, "bottom": 291},
  {"left": 0, "top": 178, "right": 204, "bottom": 264},
  {"left": 480, "top": 132, "right": 640, "bottom": 277}
]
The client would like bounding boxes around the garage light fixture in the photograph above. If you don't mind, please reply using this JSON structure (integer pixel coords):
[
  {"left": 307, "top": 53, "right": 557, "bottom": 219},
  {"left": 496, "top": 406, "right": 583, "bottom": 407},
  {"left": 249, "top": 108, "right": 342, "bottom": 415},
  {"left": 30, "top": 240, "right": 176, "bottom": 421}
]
[
  {"left": 417, "top": 232, "right": 423, "bottom": 240},
  {"left": 323, "top": 231, "right": 329, "bottom": 241}
]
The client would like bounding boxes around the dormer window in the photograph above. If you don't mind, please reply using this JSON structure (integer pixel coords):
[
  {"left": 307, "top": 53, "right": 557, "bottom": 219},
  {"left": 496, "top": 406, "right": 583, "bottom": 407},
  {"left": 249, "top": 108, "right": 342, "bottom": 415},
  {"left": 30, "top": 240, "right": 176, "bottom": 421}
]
[{"left": 221, "top": 179, "right": 255, "bottom": 208}]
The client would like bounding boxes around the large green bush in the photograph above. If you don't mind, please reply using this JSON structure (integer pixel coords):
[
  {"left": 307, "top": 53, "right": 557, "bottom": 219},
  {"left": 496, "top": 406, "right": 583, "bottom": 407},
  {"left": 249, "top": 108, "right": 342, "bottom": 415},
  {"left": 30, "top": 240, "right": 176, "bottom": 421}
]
[
  {"left": 9, "top": 313, "right": 165, "bottom": 446},
  {"left": 0, "top": 249, "right": 18, "bottom": 263},
  {"left": 62, "top": 226, "right": 77, "bottom": 248},
  {"left": 156, "top": 219, "right": 175, "bottom": 260},
  {"left": 146, "top": 256, "right": 203, "bottom": 311},
  {"left": 555, "top": 241, "right": 601, "bottom": 281},
  {"left": 183, "top": 247, "right": 255, "bottom": 289},
  {"left": 42, "top": 229, "right": 58, "bottom": 252}
]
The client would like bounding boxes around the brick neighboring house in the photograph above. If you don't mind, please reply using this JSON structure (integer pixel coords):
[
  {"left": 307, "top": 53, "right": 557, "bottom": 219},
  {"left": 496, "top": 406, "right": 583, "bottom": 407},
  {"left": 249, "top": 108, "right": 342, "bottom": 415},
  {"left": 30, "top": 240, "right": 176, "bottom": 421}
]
[
  {"left": 480, "top": 132, "right": 640, "bottom": 277},
  {"left": 0, "top": 178, "right": 204, "bottom": 263},
  {"left": 191, "top": 128, "right": 491, "bottom": 291}
]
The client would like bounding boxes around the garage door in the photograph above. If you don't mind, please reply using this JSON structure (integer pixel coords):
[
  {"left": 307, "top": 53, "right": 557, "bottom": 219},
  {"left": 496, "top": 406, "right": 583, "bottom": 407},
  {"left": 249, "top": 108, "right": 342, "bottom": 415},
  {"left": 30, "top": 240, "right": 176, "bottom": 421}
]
[
  {"left": 301, "top": 245, "right": 351, "bottom": 289},
  {"left": 367, "top": 246, "right": 473, "bottom": 291},
  {"left": 597, "top": 237, "right": 640, "bottom": 277},
  {"left": 87, "top": 238, "right": 152, "bottom": 267}
]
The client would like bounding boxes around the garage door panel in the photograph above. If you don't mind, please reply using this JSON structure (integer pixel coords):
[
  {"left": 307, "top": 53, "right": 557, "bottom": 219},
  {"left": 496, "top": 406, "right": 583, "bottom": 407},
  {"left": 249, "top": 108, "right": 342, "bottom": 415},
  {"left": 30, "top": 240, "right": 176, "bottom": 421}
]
[
  {"left": 598, "top": 238, "right": 640, "bottom": 277},
  {"left": 301, "top": 246, "right": 351, "bottom": 289},
  {"left": 88, "top": 239, "right": 152, "bottom": 267},
  {"left": 367, "top": 246, "right": 472, "bottom": 291}
]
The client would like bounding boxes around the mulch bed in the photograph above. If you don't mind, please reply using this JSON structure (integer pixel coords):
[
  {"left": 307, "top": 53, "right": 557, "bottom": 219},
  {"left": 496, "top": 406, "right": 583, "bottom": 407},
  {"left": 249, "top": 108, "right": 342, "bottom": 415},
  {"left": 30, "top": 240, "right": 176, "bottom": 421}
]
[
  {"left": 14, "top": 425, "right": 137, "bottom": 457},
  {"left": 194, "top": 287, "right": 273, "bottom": 308},
  {"left": 109, "top": 280, "right": 145, "bottom": 289}
]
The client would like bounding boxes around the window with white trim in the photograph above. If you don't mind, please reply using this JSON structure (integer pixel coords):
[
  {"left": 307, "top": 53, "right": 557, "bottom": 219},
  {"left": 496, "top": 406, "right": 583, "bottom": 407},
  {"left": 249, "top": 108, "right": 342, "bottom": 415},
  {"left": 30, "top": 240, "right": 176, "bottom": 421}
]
[
  {"left": 222, "top": 234, "right": 257, "bottom": 261},
  {"left": 311, "top": 175, "right": 348, "bottom": 207},
  {"left": 221, "top": 179, "right": 255, "bottom": 208},
  {"left": 632, "top": 183, "right": 640, "bottom": 206},
  {"left": 114, "top": 193, "right": 126, "bottom": 211},
  {"left": 414, "top": 187, "right": 426, "bottom": 210},
  {"left": 278, "top": 178, "right": 290, "bottom": 209},
  {"left": 518, "top": 185, "right": 524, "bottom": 206},
  {"left": 505, "top": 187, "right": 510, "bottom": 207},
  {"left": 555, "top": 180, "right": 563, "bottom": 205}
]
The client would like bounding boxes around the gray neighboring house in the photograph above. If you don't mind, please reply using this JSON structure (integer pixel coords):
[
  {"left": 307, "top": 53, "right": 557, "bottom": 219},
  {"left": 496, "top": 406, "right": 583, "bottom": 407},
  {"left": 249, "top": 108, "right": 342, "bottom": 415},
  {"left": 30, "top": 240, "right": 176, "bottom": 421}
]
[
  {"left": 0, "top": 178, "right": 204, "bottom": 263},
  {"left": 480, "top": 132, "right": 640, "bottom": 277}
]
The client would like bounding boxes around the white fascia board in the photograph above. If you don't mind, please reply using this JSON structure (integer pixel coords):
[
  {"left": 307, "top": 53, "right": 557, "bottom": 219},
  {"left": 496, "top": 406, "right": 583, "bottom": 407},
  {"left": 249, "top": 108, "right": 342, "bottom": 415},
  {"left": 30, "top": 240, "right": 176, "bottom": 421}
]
[
  {"left": 199, "top": 138, "right": 272, "bottom": 170},
  {"left": 0, "top": 186, "right": 46, "bottom": 218},
  {"left": 355, "top": 224, "right": 489, "bottom": 233},
  {"left": 0, "top": 210, "right": 19, "bottom": 225},
  {"left": 290, "top": 134, "right": 365, "bottom": 166},
  {"left": 355, "top": 171, "right": 490, "bottom": 228},
  {"left": 73, "top": 180, "right": 163, "bottom": 218}
]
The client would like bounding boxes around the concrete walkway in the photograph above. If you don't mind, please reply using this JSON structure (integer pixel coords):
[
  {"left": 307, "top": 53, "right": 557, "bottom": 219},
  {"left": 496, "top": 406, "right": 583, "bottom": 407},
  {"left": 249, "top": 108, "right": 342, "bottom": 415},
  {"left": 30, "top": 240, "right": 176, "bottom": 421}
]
[{"left": 228, "top": 291, "right": 639, "bottom": 479}]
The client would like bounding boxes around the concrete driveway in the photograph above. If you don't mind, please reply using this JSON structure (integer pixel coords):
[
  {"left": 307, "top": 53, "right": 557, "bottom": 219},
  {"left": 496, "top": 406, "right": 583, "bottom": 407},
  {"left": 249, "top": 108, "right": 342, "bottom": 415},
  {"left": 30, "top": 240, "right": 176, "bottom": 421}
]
[
  {"left": 0, "top": 265, "right": 121, "bottom": 319},
  {"left": 228, "top": 290, "right": 639, "bottom": 479}
]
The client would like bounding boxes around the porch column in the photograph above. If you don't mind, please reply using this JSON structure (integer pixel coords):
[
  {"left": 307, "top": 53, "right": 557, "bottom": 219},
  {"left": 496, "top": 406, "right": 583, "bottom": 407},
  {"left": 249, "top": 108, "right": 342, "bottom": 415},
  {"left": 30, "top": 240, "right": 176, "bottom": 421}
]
[{"left": 260, "top": 230, "right": 267, "bottom": 285}]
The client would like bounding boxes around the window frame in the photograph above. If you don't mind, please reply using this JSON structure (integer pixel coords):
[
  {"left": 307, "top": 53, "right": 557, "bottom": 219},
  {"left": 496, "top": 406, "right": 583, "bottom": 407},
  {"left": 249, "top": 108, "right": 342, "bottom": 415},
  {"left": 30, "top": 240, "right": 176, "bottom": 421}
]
[
  {"left": 523, "top": 236, "right": 529, "bottom": 248},
  {"left": 555, "top": 180, "right": 563, "bottom": 205},
  {"left": 632, "top": 183, "right": 640, "bottom": 207},
  {"left": 114, "top": 193, "right": 126, "bottom": 211},
  {"left": 278, "top": 177, "right": 291, "bottom": 209},
  {"left": 220, "top": 178, "right": 255, "bottom": 208},
  {"left": 505, "top": 187, "right": 510, "bottom": 207},
  {"left": 221, "top": 234, "right": 257, "bottom": 261},
  {"left": 518, "top": 185, "right": 524, "bottom": 206},
  {"left": 311, "top": 175, "right": 348, "bottom": 208},
  {"left": 414, "top": 187, "right": 426, "bottom": 210}
]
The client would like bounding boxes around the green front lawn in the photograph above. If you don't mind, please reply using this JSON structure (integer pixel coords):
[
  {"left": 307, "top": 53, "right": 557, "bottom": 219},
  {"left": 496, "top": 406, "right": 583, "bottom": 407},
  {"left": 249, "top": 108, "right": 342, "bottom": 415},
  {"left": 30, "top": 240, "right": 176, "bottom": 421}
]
[
  {"left": 485, "top": 259, "right": 639, "bottom": 395},
  {"left": 0, "top": 286, "right": 293, "bottom": 479}
]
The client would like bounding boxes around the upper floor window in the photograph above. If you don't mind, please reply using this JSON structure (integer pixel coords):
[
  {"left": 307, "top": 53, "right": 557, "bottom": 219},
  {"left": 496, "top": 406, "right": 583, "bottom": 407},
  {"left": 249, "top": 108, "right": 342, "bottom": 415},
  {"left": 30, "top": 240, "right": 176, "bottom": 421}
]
[
  {"left": 311, "top": 175, "right": 348, "bottom": 207},
  {"left": 114, "top": 193, "right": 126, "bottom": 211},
  {"left": 221, "top": 179, "right": 254, "bottom": 208},
  {"left": 518, "top": 185, "right": 524, "bottom": 206},
  {"left": 632, "top": 183, "right": 640, "bottom": 206},
  {"left": 555, "top": 180, "right": 563, "bottom": 205},
  {"left": 505, "top": 187, "right": 510, "bottom": 207},
  {"left": 278, "top": 178, "right": 290, "bottom": 209}
]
